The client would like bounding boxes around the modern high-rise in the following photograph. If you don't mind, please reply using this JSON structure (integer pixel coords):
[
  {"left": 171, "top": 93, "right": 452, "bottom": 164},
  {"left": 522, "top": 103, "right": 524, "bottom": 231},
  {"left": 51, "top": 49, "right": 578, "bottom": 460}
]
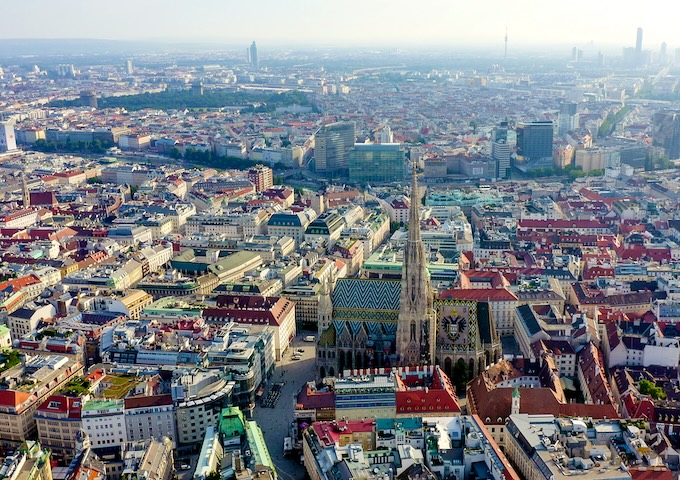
[
  {"left": 516, "top": 121, "right": 554, "bottom": 164},
  {"left": 396, "top": 167, "right": 435, "bottom": 366},
  {"left": 491, "top": 122, "right": 511, "bottom": 179},
  {"left": 314, "top": 122, "right": 356, "bottom": 174},
  {"left": 125, "top": 59, "right": 134, "bottom": 75},
  {"left": 652, "top": 111, "right": 680, "bottom": 160},
  {"left": 0, "top": 122, "right": 17, "bottom": 152},
  {"left": 248, "top": 164, "right": 274, "bottom": 192},
  {"left": 79, "top": 90, "right": 97, "bottom": 109},
  {"left": 250, "top": 41, "right": 259, "bottom": 70},
  {"left": 636, "top": 27, "right": 643, "bottom": 56},
  {"left": 348, "top": 143, "right": 405, "bottom": 184},
  {"left": 557, "top": 102, "right": 579, "bottom": 135}
]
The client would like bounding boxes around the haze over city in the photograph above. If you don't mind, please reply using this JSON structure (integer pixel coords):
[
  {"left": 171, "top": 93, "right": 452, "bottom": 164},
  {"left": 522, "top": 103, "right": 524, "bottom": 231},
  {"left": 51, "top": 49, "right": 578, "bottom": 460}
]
[{"left": 1, "top": 0, "right": 679, "bottom": 51}]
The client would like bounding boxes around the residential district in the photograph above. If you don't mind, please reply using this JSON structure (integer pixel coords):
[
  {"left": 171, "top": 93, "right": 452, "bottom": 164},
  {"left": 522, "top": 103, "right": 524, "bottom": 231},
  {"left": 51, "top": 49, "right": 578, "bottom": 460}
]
[{"left": 1, "top": 31, "right": 680, "bottom": 480}]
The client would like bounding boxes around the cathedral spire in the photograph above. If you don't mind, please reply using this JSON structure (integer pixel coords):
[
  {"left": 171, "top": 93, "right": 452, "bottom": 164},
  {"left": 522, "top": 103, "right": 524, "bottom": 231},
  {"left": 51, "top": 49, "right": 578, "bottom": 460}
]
[{"left": 396, "top": 163, "right": 434, "bottom": 366}]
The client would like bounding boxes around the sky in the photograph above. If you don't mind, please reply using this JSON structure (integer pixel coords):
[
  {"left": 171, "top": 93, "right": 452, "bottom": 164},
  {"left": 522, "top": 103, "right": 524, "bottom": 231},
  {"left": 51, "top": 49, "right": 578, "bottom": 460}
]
[{"left": 1, "top": 0, "right": 678, "bottom": 52}]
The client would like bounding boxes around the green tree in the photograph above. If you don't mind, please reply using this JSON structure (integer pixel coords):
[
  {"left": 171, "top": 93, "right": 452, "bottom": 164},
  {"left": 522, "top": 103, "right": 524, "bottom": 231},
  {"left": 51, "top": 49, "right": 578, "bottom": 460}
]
[
  {"left": 638, "top": 379, "right": 666, "bottom": 400},
  {"left": 169, "top": 147, "right": 182, "bottom": 160},
  {"left": 87, "top": 177, "right": 103, "bottom": 184},
  {"left": 451, "top": 359, "right": 470, "bottom": 395},
  {"left": 205, "top": 471, "right": 221, "bottom": 480}
]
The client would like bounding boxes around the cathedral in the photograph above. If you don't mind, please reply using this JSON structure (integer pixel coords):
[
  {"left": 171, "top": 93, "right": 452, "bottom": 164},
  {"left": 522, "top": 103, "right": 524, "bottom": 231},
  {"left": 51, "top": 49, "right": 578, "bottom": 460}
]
[{"left": 316, "top": 170, "right": 501, "bottom": 380}]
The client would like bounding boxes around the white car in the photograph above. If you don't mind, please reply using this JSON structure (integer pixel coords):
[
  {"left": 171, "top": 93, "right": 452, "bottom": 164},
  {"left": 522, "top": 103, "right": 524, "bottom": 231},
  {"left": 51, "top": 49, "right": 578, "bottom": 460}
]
[{"left": 180, "top": 464, "right": 191, "bottom": 471}]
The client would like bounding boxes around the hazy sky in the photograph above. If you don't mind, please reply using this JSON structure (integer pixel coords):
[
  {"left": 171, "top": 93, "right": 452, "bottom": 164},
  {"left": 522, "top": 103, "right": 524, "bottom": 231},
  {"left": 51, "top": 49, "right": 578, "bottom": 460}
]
[{"left": 1, "top": 0, "right": 677, "bottom": 51}]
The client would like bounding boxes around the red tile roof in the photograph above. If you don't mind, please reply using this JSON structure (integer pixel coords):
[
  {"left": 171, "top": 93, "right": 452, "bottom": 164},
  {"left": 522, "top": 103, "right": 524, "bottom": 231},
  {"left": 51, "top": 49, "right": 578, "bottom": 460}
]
[
  {"left": 124, "top": 394, "right": 173, "bottom": 409},
  {"left": 36, "top": 395, "right": 82, "bottom": 418}
]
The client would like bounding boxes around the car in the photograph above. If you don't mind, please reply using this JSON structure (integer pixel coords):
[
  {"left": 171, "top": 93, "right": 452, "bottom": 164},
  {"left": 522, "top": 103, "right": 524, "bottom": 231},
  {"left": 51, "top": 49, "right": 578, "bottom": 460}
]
[
  {"left": 303, "top": 335, "right": 315, "bottom": 342},
  {"left": 297, "top": 348, "right": 304, "bottom": 353},
  {"left": 291, "top": 355, "right": 301, "bottom": 360},
  {"left": 180, "top": 464, "right": 191, "bottom": 470}
]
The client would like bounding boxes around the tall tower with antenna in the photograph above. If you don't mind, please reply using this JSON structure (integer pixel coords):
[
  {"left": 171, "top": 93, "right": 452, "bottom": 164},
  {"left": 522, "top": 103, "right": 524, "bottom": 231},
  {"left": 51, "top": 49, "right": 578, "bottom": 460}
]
[{"left": 504, "top": 27, "right": 508, "bottom": 62}]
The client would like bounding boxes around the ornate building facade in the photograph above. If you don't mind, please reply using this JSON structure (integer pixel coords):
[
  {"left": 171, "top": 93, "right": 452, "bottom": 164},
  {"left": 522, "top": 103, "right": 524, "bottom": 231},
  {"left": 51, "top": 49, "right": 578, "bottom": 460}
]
[
  {"left": 316, "top": 171, "right": 500, "bottom": 379},
  {"left": 395, "top": 167, "right": 436, "bottom": 366}
]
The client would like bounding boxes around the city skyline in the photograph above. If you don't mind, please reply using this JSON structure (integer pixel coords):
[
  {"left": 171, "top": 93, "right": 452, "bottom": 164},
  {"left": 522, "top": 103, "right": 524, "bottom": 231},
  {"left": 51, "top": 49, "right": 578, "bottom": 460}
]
[{"left": 1, "top": 0, "right": 679, "bottom": 50}]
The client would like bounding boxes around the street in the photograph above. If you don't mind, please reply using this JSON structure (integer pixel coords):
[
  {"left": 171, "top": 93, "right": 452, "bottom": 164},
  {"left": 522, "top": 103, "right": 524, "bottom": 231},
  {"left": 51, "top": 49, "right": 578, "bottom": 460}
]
[{"left": 252, "top": 334, "right": 317, "bottom": 480}]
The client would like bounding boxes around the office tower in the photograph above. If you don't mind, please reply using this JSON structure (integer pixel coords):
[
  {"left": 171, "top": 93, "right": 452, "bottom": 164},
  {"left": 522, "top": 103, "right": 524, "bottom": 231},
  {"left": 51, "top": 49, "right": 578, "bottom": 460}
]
[
  {"left": 314, "top": 122, "right": 356, "bottom": 174},
  {"left": 652, "top": 111, "right": 680, "bottom": 160},
  {"left": 250, "top": 41, "right": 259, "bottom": 70},
  {"left": 491, "top": 122, "right": 511, "bottom": 179},
  {"left": 348, "top": 143, "right": 405, "bottom": 184},
  {"left": 374, "top": 125, "right": 393, "bottom": 144},
  {"left": 557, "top": 102, "right": 579, "bottom": 135},
  {"left": 246, "top": 47, "right": 251, "bottom": 64},
  {"left": 191, "top": 82, "right": 204, "bottom": 96},
  {"left": 636, "top": 27, "right": 643, "bottom": 56},
  {"left": 79, "top": 90, "right": 97, "bottom": 108},
  {"left": 0, "top": 122, "right": 17, "bottom": 152},
  {"left": 125, "top": 59, "right": 133, "bottom": 75},
  {"left": 248, "top": 164, "right": 273, "bottom": 192},
  {"left": 516, "top": 121, "right": 554, "bottom": 164},
  {"left": 660, "top": 42, "right": 668, "bottom": 64},
  {"left": 56, "top": 64, "right": 76, "bottom": 78},
  {"left": 396, "top": 166, "right": 435, "bottom": 366}
]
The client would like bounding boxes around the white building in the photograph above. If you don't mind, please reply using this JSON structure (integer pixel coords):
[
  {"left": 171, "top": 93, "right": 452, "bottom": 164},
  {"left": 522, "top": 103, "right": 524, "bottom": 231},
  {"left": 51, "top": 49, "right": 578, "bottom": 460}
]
[
  {"left": 0, "top": 122, "right": 17, "bottom": 152},
  {"left": 81, "top": 399, "right": 128, "bottom": 452}
]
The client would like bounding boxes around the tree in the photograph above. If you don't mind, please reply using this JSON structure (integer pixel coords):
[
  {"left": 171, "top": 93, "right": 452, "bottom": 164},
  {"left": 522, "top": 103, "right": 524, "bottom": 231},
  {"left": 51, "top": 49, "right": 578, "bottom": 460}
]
[
  {"left": 87, "top": 177, "right": 103, "bottom": 184},
  {"left": 451, "top": 359, "right": 469, "bottom": 395},
  {"left": 205, "top": 471, "right": 221, "bottom": 480},
  {"left": 169, "top": 147, "right": 182, "bottom": 160},
  {"left": 638, "top": 379, "right": 666, "bottom": 400}
]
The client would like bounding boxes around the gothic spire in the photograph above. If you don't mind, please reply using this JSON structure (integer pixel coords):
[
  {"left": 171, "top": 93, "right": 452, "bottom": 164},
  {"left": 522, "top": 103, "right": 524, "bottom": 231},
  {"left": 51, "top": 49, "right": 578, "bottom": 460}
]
[{"left": 396, "top": 163, "right": 434, "bottom": 366}]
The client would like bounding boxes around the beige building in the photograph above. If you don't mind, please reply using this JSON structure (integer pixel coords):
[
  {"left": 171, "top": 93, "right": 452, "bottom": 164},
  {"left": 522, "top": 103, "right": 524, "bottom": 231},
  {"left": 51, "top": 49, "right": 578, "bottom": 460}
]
[
  {"left": 35, "top": 395, "right": 83, "bottom": 463},
  {"left": 0, "top": 355, "right": 84, "bottom": 445},
  {"left": 121, "top": 437, "right": 174, "bottom": 480}
]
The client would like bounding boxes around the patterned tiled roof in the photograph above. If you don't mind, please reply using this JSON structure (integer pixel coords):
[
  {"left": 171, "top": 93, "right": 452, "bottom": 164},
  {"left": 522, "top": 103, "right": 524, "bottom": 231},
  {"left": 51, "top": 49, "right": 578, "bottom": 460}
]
[{"left": 332, "top": 279, "right": 401, "bottom": 311}]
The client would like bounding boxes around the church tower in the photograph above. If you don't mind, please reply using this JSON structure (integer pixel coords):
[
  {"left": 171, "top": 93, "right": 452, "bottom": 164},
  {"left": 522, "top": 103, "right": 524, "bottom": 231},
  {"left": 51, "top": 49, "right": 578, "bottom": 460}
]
[
  {"left": 318, "top": 276, "right": 333, "bottom": 337},
  {"left": 511, "top": 387, "right": 521, "bottom": 415},
  {"left": 21, "top": 173, "right": 30, "bottom": 208},
  {"left": 396, "top": 165, "right": 435, "bottom": 366}
]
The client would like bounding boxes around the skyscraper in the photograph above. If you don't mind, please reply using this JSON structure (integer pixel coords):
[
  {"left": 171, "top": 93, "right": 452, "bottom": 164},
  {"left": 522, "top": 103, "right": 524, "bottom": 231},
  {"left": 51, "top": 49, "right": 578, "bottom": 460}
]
[
  {"left": 125, "top": 59, "right": 134, "bottom": 75},
  {"left": 636, "top": 27, "right": 643, "bottom": 56},
  {"left": 652, "top": 111, "right": 680, "bottom": 160},
  {"left": 557, "top": 102, "right": 579, "bottom": 135},
  {"left": 491, "top": 122, "right": 511, "bottom": 179},
  {"left": 0, "top": 122, "right": 17, "bottom": 152},
  {"left": 314, "top": 122, "right": 356, "bottom": 174},
  {"left": 249, "top": 41, "right": 258, "bottom": 70},
  {"left": 516, "top": 121, "right": 554, "bottom": 165},
  {"left": 79, "top": 90, "right": 97, "bottom": 109},
  {"left": 396, "top": 167, "right": 435, "bottom": 366}
]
